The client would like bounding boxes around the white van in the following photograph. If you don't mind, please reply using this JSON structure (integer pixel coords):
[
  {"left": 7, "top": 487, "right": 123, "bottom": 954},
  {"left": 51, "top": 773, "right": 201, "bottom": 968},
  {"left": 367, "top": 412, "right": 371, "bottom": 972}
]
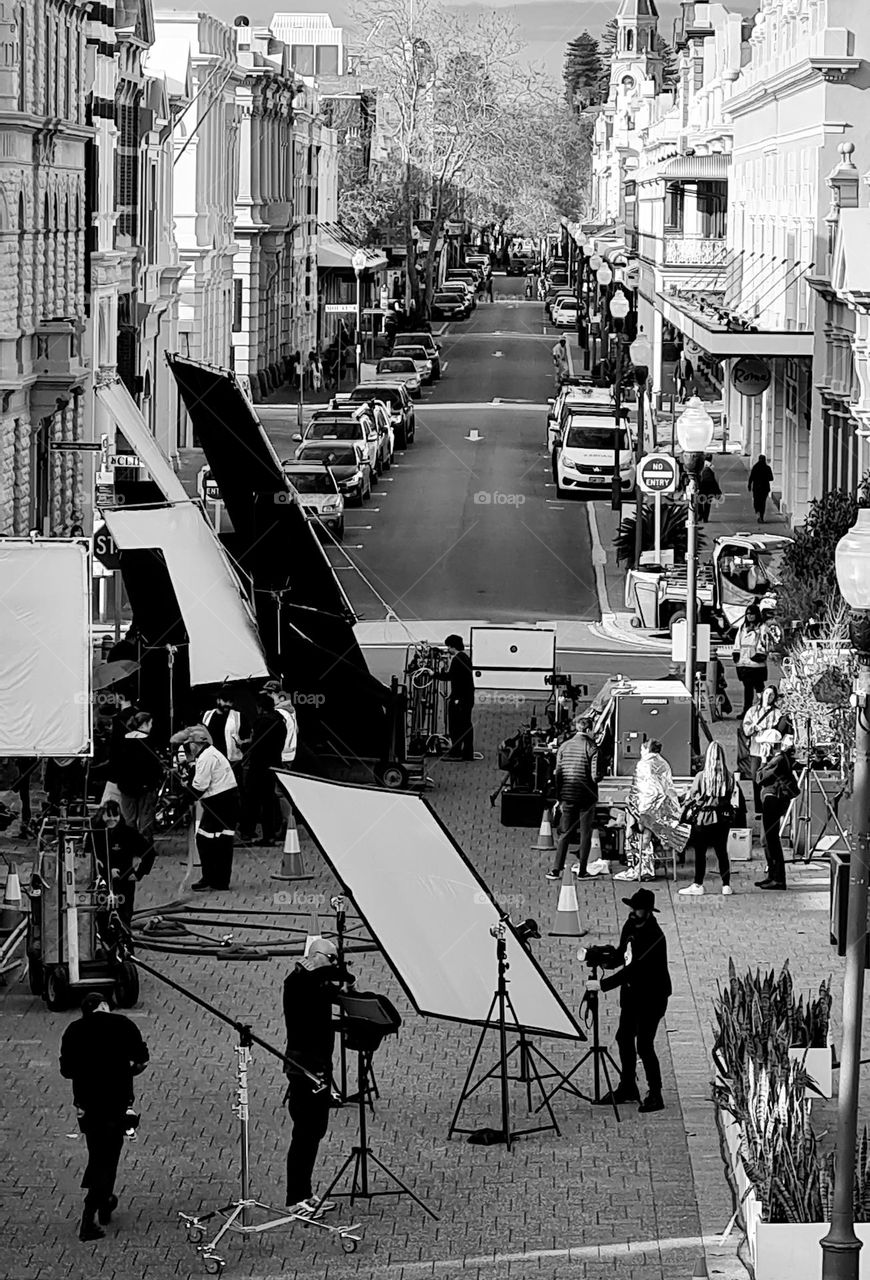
[{"left": 554, "top": 409, "right": 636, "bottom": 498}]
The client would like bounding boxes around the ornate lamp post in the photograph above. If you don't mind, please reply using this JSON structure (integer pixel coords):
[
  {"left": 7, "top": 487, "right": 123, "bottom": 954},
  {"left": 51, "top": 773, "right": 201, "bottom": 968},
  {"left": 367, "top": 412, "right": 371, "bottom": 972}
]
[
  {"left": 609, "top": 290, "right": 630, "bottom": 511},
  {"left": 675, "top": 397, "right": 714, "bottom": 700},
  {"left": 352, "top": 248, "right": 367, "bottom": 381},
  {"left": 573, "top": 229, "right": 587, "bottom": 351},
  {"left": 822, "top": 508, "right": 870, "bottom": 1280},
  {"left": 629, "top": 331, "right": 653, "bottom": 566}
]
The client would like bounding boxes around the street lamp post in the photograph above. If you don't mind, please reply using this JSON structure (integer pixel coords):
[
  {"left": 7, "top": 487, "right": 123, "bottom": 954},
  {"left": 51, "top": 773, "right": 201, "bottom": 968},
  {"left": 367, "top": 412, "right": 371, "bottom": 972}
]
[
  {"left": 609, "top": 290, "right": 630, "bottom": 512},
  {"left": 352, "top": 248, "right": 367, "bottom": 383},
  {"left": 822, "top": 508, "right": 870, "bottom": 1280},
  {"left": 629, "top": 331, "right": 653, "bottom": 568},
  {"left": 573, "top": 230, "right": 587, "bottom": 353},
  {"left": 675, "top": 397, "right": 714, "bottom": 702}
]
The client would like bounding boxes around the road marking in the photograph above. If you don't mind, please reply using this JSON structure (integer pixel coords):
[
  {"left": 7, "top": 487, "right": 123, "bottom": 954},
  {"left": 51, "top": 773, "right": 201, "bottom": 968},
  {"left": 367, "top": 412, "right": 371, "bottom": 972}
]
[
  {"left": 492, "top": 351, "right": 503, "bottom": 358},
  {"left": 346, "top": 525, "right": 372, "bottom": 530},
  {"left": 372, "top": 491, "right": 389, "bottom": 496}
]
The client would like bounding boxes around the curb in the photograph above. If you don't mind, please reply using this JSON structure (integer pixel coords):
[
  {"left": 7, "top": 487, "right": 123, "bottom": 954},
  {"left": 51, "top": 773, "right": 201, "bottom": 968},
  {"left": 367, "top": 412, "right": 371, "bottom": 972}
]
[
  {"left": 585, "top": 502, "right": 611, "bottom": 616},
  {"left": 590, "top": 613, "right": 674, "bottom": 652}
]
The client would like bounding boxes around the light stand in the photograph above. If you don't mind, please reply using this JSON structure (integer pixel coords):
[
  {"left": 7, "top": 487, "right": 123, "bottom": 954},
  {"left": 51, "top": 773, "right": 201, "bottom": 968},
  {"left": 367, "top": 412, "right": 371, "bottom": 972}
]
[
  {"left": 822, "top": 518, "right": 870, "bottom": 1280},
  {"left": 534, "top": 964, "right": 622, "bottom": 1121},
  {"left": 320, "top": 1045, "right": 438, "bottom": 1220},
  {"left": 332, "top": 894, "right": 378, "bottom": 1109},
  {"left": 448, "top": 923, "right": 563, "bottom": 1150},
  {"left": 166, "top": 645, "right": 177, "bottom": 738}
]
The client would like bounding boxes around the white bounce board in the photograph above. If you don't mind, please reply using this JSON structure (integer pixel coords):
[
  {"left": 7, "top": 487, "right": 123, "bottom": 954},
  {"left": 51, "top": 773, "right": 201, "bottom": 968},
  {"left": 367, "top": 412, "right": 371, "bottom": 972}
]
[{"left": 470, "top": 626, "right": 556, "bottom": 692}]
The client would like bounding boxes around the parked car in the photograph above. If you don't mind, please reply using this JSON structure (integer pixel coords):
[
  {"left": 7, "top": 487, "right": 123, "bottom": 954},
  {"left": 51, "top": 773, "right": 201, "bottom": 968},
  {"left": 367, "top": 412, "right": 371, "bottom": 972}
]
[
  {"left": 447, "top": 268, "right": 482, "bottom": 294},
  {"left": 545, "top": 378, "right": 608, "bottom": 449},
  {"left": 390, "top": 344, "right": 433, "bottom": 384},
  {"left": 465, "top": 253, "right": 491, "bottom": 279},
  {"left": 431, "top": 291, "right": 469, "bottom": 321},
  {"left": 283, "top": 462, "right": 345, "bottom": 541},
  {"left": 292, "top": 441, "right": 372, "bottom": 506},
  {"left": 296, "top": 410, "right": 380, "bottom": 474},
  {"left": 552, "top": 411, "right": 636, "bottom": 499},
  {"left": 439, "top": 281, "right": 476, "bottom": 311},
  {"left": 375, "top": 356, "right": 422, "bottom": 397},
  {"left": 546, "top": 286, "right": 575, "bottom": 320},
  {"left": 552, "top": 297, "right": 580, "bottom": 327},
  {"left": 345, "top": 381, "right": 416, "bottom": 448},
  {"left": 392, "top": 331, "right": 441, "bottom": 378}
]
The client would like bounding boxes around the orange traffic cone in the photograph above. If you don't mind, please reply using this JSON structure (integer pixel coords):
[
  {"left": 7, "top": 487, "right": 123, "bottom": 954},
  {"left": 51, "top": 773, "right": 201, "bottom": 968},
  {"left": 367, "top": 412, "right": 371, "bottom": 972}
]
[
  {"left": 586, "top": 828, "right": 610, "bottom": 876},
  {"left": 303, "top": 909, "right": 322, "bottom": 955},
  {"left": 548, "top": 864, "right": 587, "bottom": 938},
  {"left": 692, "top": 1260, "right": 709, "bottom": 1279},
  {"left": 0, "top": 862, "right": 23, "bottom": 934},
  {"left": 531, "top": 807, "right": 556, "bottom": 852},
  {"left": 271, "top": 809, "right": 313, "bottom": 882}
]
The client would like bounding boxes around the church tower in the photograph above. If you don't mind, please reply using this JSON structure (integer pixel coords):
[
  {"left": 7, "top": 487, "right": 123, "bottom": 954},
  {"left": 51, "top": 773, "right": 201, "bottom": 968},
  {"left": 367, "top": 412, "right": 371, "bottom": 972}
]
[{"left": 612, "top": 0, "right": 663, "bottom": 93}]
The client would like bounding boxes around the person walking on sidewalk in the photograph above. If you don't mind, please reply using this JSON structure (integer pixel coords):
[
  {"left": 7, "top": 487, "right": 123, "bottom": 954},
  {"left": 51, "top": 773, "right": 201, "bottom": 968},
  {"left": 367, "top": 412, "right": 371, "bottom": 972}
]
[
  {"left": 696, "top": 456, "right": 721, "bottom": 523},
  {"left": 748, "top": 454, "right": 775, "bottom": 523},
  {"left": 60, "top": 992, "right": 149, "bottom": 1241},
  {"left": 731, "top": 604, "right": 771, "bottom": 713},
  {"left": 552, "top": 335, "right": 569, "bottom": 389},
  {"left": 675, "top": 348, "right": 694, "bottom": 403},
  {"left": 756, "top": 731, "right": 799, "bottom": 891},
  {"left": 592, "top": 887, "right": 672, "bottom": 1113},
  {"left": 678, "top": 742, "right": 735, "bottom": 897},
  {"left": 546, "top": 715, "right": 599, "bottom": 881}
]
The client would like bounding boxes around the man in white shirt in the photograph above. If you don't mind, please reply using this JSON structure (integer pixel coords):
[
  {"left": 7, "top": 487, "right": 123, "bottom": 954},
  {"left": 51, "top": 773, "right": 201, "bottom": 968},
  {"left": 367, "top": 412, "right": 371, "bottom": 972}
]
[
  {"left": 264, "top": 682, "right": 299, "bottom": 839},
  {"left": 171, "top": 725, "right": 239, "bottom": 892}
]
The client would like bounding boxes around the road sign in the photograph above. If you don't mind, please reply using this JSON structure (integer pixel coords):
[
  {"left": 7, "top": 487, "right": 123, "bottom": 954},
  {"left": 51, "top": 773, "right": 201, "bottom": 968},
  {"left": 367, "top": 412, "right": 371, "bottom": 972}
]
[
  {"left": 109, "top": 454, "right": 138, "bottom": 468},
  {"left": 325, "top": 303, "right": 358, "bottom": 314},
  {"left": 51, "top": 441, "right": 104, "bottom": 452},
  {"left": 637, "top": 453, "right": 679, "bottom": 496},
  {"left": 93, "top": 525, "right": 121, "bottom": 570},
  {"left": 198, "top": 465, "right": 221, "bottom": 503}
]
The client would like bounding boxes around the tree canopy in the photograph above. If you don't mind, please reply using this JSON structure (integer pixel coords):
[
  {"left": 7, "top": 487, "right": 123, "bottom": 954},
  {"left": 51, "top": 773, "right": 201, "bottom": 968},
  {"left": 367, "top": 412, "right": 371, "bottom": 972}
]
[{"left": 563, "top": 32, "right": 602, "bottom": 112}]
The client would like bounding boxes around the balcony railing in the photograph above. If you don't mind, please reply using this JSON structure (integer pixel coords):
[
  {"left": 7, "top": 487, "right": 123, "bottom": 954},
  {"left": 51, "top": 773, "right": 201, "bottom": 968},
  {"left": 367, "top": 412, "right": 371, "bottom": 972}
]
[{"left": 663, "top": 235, "right": 728, "bottom": 267}]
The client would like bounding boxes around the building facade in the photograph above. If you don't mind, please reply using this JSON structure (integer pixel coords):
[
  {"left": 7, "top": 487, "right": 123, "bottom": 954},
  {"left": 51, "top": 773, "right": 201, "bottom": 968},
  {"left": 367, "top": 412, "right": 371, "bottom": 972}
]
[
  {"left": 0, "top": 0, "right": 91, "bottom": 535},
  {"left": 269, "top": 12, "right": 345, "bottom": 80}
]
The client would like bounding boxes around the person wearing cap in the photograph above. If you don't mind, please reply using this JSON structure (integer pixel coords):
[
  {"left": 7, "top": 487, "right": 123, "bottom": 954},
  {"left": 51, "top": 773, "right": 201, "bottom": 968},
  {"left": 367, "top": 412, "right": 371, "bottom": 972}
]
[
  {"left": 283, "top": 939, "right": 354, "bottom": 1215},
  {"left": 60, "top": 993, "right": 149, "bottom": 1241},
  {"left": 588, "top": 886, "right": 672, "bottom": 1113},
  {"left": 437, "top": 635, "right": 476, "bottom": 762},
  {"left": 171, "top": 725, "right": 239, "bottom": 891}
]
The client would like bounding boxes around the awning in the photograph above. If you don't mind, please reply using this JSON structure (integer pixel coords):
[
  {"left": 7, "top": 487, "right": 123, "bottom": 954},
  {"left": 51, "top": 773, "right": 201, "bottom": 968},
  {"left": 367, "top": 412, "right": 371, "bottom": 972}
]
[
  {"left": 658, "top": 293, "right": 813, "bottom": 358},
  {"left": 661, "top": 154, "right": 729, "bottom": 181},
  {"left": 95, "top": 379, "right": 188, "bottom": 505},
  {"left": 318, "top": 222, "right": 387, "bottom": 272},
  {"left": 103, "top": 504, "right": 269, "bottom": 687}
]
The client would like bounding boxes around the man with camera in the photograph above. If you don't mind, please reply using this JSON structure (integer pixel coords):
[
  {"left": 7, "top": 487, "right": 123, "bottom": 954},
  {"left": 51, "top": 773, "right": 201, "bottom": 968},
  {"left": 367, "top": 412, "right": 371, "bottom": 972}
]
[
  {"left": 547, "top": 714, "right": 599, "bottom": 882},
  {"left": 283, "top": 938, "right": 354, "bottom": 1215},
  {"left": 60, "top": 992, "right": 149, "bottom": 1240},
  {"left": 582, "top": 887, "right": 672, "bottom": 1113}
]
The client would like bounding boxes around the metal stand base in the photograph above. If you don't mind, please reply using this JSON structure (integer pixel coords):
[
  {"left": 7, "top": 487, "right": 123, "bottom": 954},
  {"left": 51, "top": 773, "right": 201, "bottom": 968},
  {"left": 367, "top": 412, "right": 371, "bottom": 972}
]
[{"left": 535, "top": 987, "right": 622, "bottom": 1121}]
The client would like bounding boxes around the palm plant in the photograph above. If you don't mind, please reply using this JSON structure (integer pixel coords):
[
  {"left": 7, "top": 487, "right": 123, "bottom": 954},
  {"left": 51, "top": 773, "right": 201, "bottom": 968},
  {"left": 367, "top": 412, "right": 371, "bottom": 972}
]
[{"left": 614, "top": 499, "right": 705, "bottom": 570}]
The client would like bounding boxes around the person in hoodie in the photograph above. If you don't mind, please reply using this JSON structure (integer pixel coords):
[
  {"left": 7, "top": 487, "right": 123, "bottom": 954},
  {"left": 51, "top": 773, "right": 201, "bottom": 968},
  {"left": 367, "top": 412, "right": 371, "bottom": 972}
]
[{"left": 115, "top": 712, "right": 162, "bottom": 843}]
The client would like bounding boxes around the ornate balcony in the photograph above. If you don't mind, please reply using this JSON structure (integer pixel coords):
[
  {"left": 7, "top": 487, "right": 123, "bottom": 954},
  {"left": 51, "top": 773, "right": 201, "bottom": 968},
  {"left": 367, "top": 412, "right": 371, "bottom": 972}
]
[{"left": 663, "top": 236, "right": 728, "bottom": 267}]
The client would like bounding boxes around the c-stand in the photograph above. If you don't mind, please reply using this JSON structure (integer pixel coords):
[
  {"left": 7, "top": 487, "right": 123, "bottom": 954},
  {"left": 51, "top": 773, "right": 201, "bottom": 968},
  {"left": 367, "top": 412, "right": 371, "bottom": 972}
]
[
  {"left": 124, "top": 952, "right": 362, "bottom": 1271},
  {"left": 333, "top": 894, "right": 378, "bottom": 1108},
  {"left": 448, "top": 923, "right": 565, "bottom": 1150},
  {"left": 535, "top": 963, "right": 622, "bottom": 1121}
]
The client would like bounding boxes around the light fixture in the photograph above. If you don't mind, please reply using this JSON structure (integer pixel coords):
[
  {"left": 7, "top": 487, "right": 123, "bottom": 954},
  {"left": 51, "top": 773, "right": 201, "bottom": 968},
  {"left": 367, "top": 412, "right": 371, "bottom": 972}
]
[
  {"left": 589, "top": 253, "right": 602, "bottom": 270},
  {"left": 630, "top": 333, "right": 653, "bottom": 366},
  {"left": 676, "top": 396, "right": 714, "bottom": 454},
  {"left": 597, "top": 264, "right": 613, "bottom": 286},
  {"left": 836, "top": 508, "right": 870, "bottom": 610},
  {"left": 352, "top": 249, "right": 367, "bottom": 273},
  {"left": 609, "top": 292, "right": 629, "bottom": 319}
]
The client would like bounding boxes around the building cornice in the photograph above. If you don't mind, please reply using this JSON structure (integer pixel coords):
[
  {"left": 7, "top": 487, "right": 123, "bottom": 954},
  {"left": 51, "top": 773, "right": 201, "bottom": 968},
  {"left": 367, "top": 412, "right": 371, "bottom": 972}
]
[{"left": 726, "top": 57, "right": 862, "bottom": 119}]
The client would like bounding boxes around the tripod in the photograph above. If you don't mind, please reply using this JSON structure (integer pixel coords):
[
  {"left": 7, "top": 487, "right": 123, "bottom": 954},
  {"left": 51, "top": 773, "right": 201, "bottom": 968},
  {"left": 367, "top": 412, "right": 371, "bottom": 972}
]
[
  {"left": 535, "top": 968, "right": 622, "bottom": 1121},
  {"left": 448, "top": 926, "right": 564, "bottom": 1150},
  {"left": 320, "top": 1047, "right": 438, "bottom": 1219},
  {"left": 333, "top": 896, "right": 379, "bottom": 1108}
]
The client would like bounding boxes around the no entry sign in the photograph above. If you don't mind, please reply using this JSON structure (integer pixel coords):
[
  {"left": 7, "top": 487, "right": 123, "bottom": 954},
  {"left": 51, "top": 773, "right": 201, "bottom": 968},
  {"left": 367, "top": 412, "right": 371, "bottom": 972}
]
[{"left": 637, "top": 453, "right": 679, "bottom": 496}]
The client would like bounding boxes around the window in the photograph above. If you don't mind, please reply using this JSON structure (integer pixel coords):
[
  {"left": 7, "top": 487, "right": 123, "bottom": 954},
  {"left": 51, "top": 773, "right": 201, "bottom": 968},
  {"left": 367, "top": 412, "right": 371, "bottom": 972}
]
[
  {"left": 664, "top": 183, "right": 685, "bottom": 233},
  {"left": 292, "top": 44, "right": 314, "bottom": 76},
  {"left": 697, "top": 181, "right": 727, "bottom": 239},
  {"left": 316, "top": 45, "right": 339, "bottom": 75},
  {"left": 233, "top": 279, "right": 243, "bottom": 332}
]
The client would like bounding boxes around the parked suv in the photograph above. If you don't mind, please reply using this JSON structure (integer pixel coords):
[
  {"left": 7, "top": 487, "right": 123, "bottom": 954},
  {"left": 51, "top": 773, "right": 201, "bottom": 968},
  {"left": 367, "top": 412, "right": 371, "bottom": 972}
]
[
  {"left": 283, "top": 462, "right": 345, "bottom": 541},
  {"left": 392, "top": 332, "right": 441, "bottom": 379},
  {"left": 345, "top": 381, "right": 416, "bottom": 448},
  {"left": 296, "top": 407, "right": 380, "bottom": 474}
]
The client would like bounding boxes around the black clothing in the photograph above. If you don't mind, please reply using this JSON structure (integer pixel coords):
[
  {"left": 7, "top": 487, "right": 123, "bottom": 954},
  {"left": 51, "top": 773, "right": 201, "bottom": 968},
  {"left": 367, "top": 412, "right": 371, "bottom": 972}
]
[
  {"left": 551, "top": 802, "right": 594, "bottom": 876},
  {"left": 738, "top": 666, "right": 767, "bottom": 713},
  {"left": 697, "top": 467, "right": 721, "bottom": 522},
  {"left": 196, "top": 788, "right": 239, "bottom": 889},
  {"left": 247, "top": 709, "right": 286, "bottom": 769},
  {"left": 447, "top": 651, "right": 475, "bottom": 702},
  {"left": 555, "top": 731, "right": 598, "bottom": 807},
  {"left": 600, "top": 915, "right": 672, "bottom": 1006},
  {"left": 91, "top": 819, "right": 149, "bottom": 928},
  {"left": 749, "top": 460, "right": 774, "bottom": 520},
  {"left": 601, "top": 914, "right": 671, "bottom": 1097},
  {"left": 443, "top": 651, "right": 475, "bottom": 760},
  {"left": 115, "top": 733, "right": 162, "bottom": 798},
  {"left": 44, "top": 758, "right": 87, "bottom": 814},
  {"left": 107, "top": 706, "right": 138, "bottom": 781},
  {"left": 244, "top": 709, "right": 284, "bottom": 840},
  {"left": 757, "top": 749, "right": 797, "bottom": 803},
  {"left": 687, "top": 820, "right": 731, "bottom": 887},
  {"left": 286, "top": 1076, "right": 331, "bottom": 1204},
  {"left": 757, "top": 750, "right": 796, "bottom": 885},
  {"left": 60, "top": 1011, "right": 149, "bottom": 1114},
  {"left": 79, "top": 1115, "right": 126, "bottom": 1213}
]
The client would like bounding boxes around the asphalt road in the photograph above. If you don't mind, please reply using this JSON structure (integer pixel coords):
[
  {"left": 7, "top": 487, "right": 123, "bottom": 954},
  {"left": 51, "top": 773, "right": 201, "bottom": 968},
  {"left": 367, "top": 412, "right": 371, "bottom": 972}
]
[{"left": 325, "top": 277, "right": 600, "bottom": 624}]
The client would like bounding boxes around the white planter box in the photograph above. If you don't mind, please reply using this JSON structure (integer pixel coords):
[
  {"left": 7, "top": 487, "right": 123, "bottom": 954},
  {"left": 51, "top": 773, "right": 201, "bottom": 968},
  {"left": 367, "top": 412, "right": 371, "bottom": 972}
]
[
  {"left": 754, "top": 1222, "right": 870, "bottom": 1279},
  {"left": 788, "top": 1046, "right": 834, "bottom": 1099}
]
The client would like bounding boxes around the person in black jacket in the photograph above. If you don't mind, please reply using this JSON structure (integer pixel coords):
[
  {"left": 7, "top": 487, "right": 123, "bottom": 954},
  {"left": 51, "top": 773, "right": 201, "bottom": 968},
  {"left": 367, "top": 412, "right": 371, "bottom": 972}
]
[
  {"left": 756, "top": 731, "right": 798, "bottom": 890},
  {"left": 439, "top": 634, "right": 476, "bottom": 761},
  {"left": 547, "top": 716, "right": 599, "bottom": 880},
  {"left": 283, "top": 939, "right": 354, "bottom": 1214},
  {"left": 589, "top": 887, "right": 672, "bottom": 1112},
  {"left": 115, "top": 712, "right": 162, "bottom": 843},
  {"left": 696, "top": 456, "right": 721, "bottom": 523},
  {"left": 102, "top": 691, "right": 138, "bottom": 804},
  {"left": 241, "top": 695, "right": 286, "bottom": 844},
  {"left": 748, "top": 454, "right": 775, "bottom": 523},
  {"left": 60, "top": 992, "right": 149, "bottom": 1241},
  {"left": 91, "top": 800, "right": 154, "bottom": 929}
]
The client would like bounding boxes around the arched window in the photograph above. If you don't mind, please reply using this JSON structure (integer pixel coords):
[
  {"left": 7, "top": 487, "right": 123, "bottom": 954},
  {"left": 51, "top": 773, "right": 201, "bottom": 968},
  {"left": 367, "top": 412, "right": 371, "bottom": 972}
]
[{"left": 626, "top": 28, "right": 634, "bottom": 52}]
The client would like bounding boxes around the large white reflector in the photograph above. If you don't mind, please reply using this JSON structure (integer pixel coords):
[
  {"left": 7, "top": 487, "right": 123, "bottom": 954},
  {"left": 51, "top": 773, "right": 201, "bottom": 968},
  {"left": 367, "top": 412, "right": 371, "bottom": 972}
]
[
  {"left": 95, "top": 379, "right": 189, "bottom": 504},
  {"left": 276, "top": 773, "right": 583, "bottom": 1040},
  {"left": 0, "top": 539, "right": 92, "bottom": 755},
  {"left": 470, "top": 626, "right": 556, "bottom": 692},
  {"left": 103, "top": 504, "right": 269, "bottom": 686}
]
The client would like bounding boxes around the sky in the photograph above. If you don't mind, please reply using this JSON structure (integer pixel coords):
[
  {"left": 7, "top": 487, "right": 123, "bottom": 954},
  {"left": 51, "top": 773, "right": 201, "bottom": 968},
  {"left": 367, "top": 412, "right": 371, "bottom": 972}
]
[{"left": 198, "top": 0, "right": 759, "bottom": 82}]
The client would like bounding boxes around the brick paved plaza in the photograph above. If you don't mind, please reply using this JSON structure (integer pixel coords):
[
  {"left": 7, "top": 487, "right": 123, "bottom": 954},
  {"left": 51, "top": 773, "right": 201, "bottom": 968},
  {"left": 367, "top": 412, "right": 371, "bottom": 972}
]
[{"left": 0, "top": 703, "right": 845, "bottom": 1280}]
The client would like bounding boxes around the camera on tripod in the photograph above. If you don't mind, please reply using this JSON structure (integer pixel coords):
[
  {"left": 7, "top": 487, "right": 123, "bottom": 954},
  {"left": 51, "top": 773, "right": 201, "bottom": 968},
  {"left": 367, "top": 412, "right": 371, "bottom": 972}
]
[{"left": 544, "top": 672, "right": 586, "bottom": 701}]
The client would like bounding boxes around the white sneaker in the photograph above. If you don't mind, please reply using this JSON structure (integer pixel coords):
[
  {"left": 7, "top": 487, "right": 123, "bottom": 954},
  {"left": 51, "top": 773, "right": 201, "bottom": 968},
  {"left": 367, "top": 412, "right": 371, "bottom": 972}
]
[
  {"left": 722, "top": 885, "right": 734, "bottom": 896},
  {"left": 678, "top": 883, "right": 705, "bottom": 896},
  {"left": 613, "top": 869, "right": 638, "bottom": 881}
]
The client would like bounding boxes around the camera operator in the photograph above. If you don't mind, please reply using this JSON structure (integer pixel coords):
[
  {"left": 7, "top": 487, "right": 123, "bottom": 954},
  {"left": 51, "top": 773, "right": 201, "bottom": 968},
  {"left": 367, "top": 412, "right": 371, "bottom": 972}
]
[
  {"left": 60, "top": 992, "right": 149, "bottom": 1241},
  {"left": 583, "top": 887, "right": 671, "bottom": 1113},
  {"left": 283, "top": 938, "right": 354, "bottom": 1215}
]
